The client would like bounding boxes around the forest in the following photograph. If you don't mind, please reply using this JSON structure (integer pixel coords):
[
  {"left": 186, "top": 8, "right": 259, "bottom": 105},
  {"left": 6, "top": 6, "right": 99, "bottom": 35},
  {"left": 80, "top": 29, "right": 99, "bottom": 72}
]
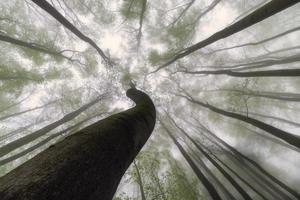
[{"left": 0, "top": 0, "right": 300, "bottom": 199}]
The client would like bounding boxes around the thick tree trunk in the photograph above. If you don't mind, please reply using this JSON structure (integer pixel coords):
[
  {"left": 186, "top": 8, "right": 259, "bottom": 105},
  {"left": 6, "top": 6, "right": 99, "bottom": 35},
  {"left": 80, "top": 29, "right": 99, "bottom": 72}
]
[{"left": 0, "top": 88, "right": 156, "bottom": 200}]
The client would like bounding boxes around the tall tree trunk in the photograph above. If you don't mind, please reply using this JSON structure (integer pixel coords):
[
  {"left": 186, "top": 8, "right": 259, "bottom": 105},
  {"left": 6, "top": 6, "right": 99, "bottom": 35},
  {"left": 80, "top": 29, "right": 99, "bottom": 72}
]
[
  {"left": 0, "top": 112, "right": 108, "bottom": 166},
  {"left": 160, "top": 120, "right": 222, "bottom": 200},
  {"left": 243, "top": 111, "right": 300, "bottom": 128},
  {"left": 133, "top": 160, "right": 146, "bottom": 200},
  {"left": 177, "top": 93, "right": 300, "bottom": 149},
  {"left": 31, "top": 0, "right": 109, "bottom": 63},
  {"left": 0, "top": 100, "right": 57, "bottom": 121},
  {"left": 167, "top": 114, "right": 252, "bottom": 200},
  {"left": 0, "top": 87, "right": 156, "bottom": 200},
  {"left": 0, "top": 94, "right": 31, "bottom": 114},
  {"left": 154, "top": 0, "right": 299, "bottom": 72},
  {"left": 242, "top": 125, "right": 300, "bottom": 153},
  {"left": 211, "top": 152, "right": 269, "bottom": 200},
  {"left": 136, "top": 0, "right": 147, "bottom": 49},
  {"left": 176, "top": 68, "right": 300, "bottom": 77},
  {"left": 0, "top": 96, "right": 104, "bottom": 158},
  {"left": 178, "top": 53, "right": 300, "bottom": 71},
  {"left": 196, "top": 122, "right": 300, "bottom": 199},
  {"left": 206, "top": 89, "right": 300, "bottom": 102},
  {"left": 0, "top": 34, "right": 73, "bottom": 61},
  {"left": 195, "top": 122, "right": 283, "bottom": 199},
  {"left": 187, "top": 144, "right": 237, "bottom": 200},
  {"left": 168, "top": 0, "right": 196, "bottom": 26},
  {"left": 206, "top": 26, "right": 300, "bottom": 54}
]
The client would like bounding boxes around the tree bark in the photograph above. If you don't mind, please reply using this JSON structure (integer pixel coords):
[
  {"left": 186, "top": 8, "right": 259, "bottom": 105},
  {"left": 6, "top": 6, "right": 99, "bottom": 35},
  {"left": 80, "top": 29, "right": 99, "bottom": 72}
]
[
  {"left": 0, "top": 87, "right": 156, "bottom": 200},
  {"left": 154, "top": 0, "right": 299, "bottom": 72}
]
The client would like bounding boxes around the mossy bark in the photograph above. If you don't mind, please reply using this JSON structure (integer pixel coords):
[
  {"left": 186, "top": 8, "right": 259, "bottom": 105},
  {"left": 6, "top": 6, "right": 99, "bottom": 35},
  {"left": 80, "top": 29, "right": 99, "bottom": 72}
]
[{"left": 0, "top": 88, "right": 156, "bottom": 200}]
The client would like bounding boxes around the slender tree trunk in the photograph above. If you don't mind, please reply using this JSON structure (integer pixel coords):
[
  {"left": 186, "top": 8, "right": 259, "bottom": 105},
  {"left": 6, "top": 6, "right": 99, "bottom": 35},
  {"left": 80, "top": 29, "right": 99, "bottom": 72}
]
[
  {"left": 0, "top": 96, "right": 104, "bottom": 158},
  {"left": 137, "top": 0, "right": 147, "bottom": 49},
  {"left": 167, "top": 114, "right": 252, "bottom": 200},
  {"left": 0, "top": 112, "right": 108, "bottom": 166},
  {"left": 177, "top": 68, "right": 300, "bottom": 77},
  {"left": 243, "top": 111, "right": 300, "bottom": 128},
  {"left": 31, "top": 0, "right": 109, "bottom": 63},
  {"left": 178, "top": 53, "right": 300, "bottom": 71},
  {"left": 211, "top": 153, "right": 269, "bottom": 200},
  {"left": 177, "top": 93, "right": 300, "bottom": 149},
  {"left": 195, "top": 122, "right": 282, "bottom": 200},
  {"left": 154, "top": 0, "right": 299, "bottom": 72},
  {"left": 160, "top": 120, "right": 222, "bottom": 200},
  {"left": 0, "top": 34, "right": 58, "bottom": 55},
  {"left": 242, "top": 126, "right": 300, "bottom": 153},
  {"left": 0, "top": 87, "right": 156, "bottom": 200},
  {"left": 0, "top": 100, "right": 57, "bottom": 121},
  {"left": 206, "top": 26, "right": 300, "bottom": 54},
  {"left": 133, "top": 160, "right": 146, "bottom": 200},
  {"left": 206, "top": 89, "right": 300, "bottom": 102},
  {"left": 196, "top": 122, "right": 300, "bottom": 199},
  {"left": 169, "top": 0, "right": 196, "bottom": 26},
  {"left": 0, "top": 94, "right": 31, "bottom": 114},
  {"left": 192, "top": 0, "right": 220, "bottom": 25},
  {"left": 187, "top": 144, "right": 237, "bottom": 200},
  {"left": 0, "top": 75, "right": 40, "bottom": 81}
]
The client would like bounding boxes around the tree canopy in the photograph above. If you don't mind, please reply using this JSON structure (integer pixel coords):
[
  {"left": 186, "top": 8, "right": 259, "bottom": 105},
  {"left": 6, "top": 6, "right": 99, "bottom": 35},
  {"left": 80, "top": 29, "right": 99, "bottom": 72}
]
[{"left": 0, "top": 0, "right": 299, "bottom": 199}]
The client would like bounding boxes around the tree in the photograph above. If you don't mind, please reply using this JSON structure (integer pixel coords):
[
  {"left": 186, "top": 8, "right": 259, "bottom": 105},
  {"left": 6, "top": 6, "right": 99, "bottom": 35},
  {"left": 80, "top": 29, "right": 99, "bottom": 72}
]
[
  {"left": 0, "top": 87, "right": 156, "bottom": 200},
  {"left": 0, "top": 0, "right": 299, "bottom": 199}
]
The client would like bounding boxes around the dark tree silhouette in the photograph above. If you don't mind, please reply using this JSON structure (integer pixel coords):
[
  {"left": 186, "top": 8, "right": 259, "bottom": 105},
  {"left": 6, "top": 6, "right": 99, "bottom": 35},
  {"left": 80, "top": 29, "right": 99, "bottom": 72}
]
[
  {"left": 176, "top": 92, "right": 300, "bottom": 149},
  {"left": 31, "top": 0, "right": 110, "bottom": 64},
  {"left": 160, "top": 120, "right": 222, "bottom": 200},
  {"left": 0, "top": 87, "right": 156, "bottom": 200},
  {"left": 166, "top": 113, "right": 253, "bottom": 200},
  {"left": 153, "top": 0, "right": 299, "bottom": 72},
  {"left": 175, "top": 68, "right": 300, "bottom": 77}
]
